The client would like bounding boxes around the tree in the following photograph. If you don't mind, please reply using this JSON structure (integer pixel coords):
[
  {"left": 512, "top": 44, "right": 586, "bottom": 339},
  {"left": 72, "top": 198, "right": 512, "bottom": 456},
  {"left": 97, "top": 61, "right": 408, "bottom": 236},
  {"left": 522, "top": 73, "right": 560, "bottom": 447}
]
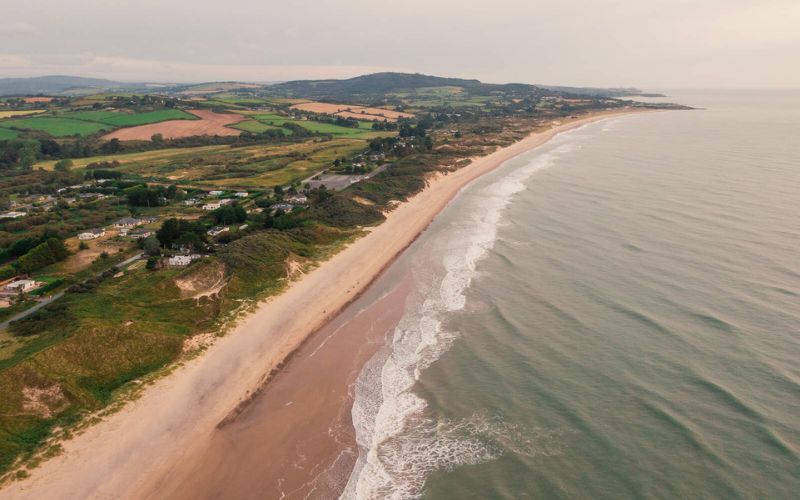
[
  {"left": 151, "top": 133, "right": 164, "bottom": 146},
  {"left": 142, "top": 235, "right": 161, "bottom": 256},
  {"left": 78, "top": 241, "right": 89, "bottom": 250},
  {"left": 146, "top": 256, "right": 158, "bottom": 270},
  {"left": 54, "top": 159, "right": 73, "bottom": 172}
]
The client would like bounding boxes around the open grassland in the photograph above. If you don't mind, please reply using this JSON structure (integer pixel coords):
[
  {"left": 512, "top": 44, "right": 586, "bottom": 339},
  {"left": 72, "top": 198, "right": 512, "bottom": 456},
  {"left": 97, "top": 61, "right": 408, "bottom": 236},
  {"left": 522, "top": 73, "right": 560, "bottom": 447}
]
[
  {"left": 101, "top": 110, "right": 244, "bottom": 141},
  {"left": 37, "top": 137, "right": 385, "bottom": 188},
  {"left": 0, "top": 117, "right": 112, "bottom": 137},
  {"left": 0, "top": 226, "right": 351, "bottom": 474},
  {"left": 0, "top": 110, "right": 47, "bottom": 119}
]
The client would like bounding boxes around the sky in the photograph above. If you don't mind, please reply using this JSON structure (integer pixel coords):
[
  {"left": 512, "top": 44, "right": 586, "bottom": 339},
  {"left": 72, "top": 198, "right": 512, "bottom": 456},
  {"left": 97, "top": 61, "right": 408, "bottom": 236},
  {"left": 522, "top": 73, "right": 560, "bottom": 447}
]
[{"left": 1, "top": 0, "right": 799, "bottom": 89}]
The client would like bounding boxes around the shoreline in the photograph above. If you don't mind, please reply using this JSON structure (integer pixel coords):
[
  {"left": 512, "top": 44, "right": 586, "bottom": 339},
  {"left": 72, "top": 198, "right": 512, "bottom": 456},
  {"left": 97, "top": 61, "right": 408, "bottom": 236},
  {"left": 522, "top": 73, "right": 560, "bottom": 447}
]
[{"left": 1, "top": 108, "right": 647, "bottom": 500}]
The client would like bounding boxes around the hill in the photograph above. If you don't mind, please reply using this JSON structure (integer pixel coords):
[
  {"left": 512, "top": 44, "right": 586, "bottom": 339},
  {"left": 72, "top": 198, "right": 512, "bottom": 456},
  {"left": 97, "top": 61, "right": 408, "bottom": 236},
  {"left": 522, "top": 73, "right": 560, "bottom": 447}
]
[
  {"left": 265, "top": 72, "right": 552, "bottom": 100},
  {"left": 0, "top": 76, "right": 131, "bottom": 96}
]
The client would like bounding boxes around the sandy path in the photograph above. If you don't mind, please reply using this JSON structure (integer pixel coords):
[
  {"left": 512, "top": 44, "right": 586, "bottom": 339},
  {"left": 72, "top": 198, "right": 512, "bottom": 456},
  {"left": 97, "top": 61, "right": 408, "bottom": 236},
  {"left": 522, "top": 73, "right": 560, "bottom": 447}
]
[
  {"left": 101, "top": 110, "right": 245, "bottom": 141},
  {"left": 1, "top": 109, "right": 645, "bottom": 500}
]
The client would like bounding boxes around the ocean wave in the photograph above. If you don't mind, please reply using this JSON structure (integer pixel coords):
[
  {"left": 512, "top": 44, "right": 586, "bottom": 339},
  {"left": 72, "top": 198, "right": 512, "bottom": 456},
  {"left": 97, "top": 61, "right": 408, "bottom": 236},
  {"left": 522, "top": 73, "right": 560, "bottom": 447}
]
[{"left": 342, "top": 140, "right": 584, "bottom": 499}]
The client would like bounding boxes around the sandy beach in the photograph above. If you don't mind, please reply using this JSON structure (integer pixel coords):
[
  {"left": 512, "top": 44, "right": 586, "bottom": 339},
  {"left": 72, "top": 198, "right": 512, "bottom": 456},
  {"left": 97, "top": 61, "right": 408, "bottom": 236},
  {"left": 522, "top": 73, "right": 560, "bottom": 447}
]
[{"left": 0, "top": 109, "right": 643, "bottom": 500}]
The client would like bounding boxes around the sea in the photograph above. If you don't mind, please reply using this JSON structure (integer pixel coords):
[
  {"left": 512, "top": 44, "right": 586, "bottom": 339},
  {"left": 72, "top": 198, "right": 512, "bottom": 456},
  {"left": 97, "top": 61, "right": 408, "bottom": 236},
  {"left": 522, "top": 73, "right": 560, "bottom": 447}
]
[{"left": 341, "top": 90, "right": 800, "bottom": 499}]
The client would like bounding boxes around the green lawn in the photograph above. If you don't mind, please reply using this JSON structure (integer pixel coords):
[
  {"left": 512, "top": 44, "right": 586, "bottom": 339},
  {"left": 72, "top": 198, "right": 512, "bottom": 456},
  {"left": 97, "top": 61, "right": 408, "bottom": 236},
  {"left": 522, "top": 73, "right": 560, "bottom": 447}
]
[{"left": 0, "top": 117, "right": 112, "bottom": 137}]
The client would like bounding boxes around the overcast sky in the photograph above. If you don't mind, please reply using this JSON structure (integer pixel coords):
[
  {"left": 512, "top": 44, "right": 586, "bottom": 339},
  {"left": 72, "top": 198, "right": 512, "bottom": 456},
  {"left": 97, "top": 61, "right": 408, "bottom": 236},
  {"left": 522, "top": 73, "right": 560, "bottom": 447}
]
[{"left": 1, "top": 0, "right": 798, "bottom": 88}]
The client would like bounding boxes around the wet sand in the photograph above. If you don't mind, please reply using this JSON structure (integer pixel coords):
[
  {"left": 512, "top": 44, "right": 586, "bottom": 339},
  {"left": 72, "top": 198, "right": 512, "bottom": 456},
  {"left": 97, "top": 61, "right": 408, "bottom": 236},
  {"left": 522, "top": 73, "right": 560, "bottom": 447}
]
[{"left": 0, "top": 109, "right": 644, "bottom": 500}]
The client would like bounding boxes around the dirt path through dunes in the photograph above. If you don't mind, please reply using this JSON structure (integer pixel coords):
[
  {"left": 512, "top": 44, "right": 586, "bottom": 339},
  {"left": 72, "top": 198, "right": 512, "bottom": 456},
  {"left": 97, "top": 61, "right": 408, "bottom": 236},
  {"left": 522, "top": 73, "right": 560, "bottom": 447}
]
[{"left": 102, "top": 110, "right": 245, "bottom": 141}]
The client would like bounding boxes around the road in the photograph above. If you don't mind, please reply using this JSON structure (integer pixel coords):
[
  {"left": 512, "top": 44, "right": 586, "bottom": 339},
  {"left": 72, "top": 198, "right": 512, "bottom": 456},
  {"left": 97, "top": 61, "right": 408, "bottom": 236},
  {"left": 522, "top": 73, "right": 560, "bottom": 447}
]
[{"left": 0, "top": 253, "right": 143, "bottom": 330}]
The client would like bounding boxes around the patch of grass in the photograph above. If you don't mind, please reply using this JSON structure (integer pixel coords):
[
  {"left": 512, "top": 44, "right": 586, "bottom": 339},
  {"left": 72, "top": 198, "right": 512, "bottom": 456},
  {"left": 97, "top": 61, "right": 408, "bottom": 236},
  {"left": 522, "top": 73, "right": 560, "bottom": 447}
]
[
  {"left": 1, "top": 117, "right": 112, "bottom": 137},
  {"left": 232, "top": 120, "right": 289, "bottom": 134},
  {"left": 0, "top": 128, "right": 19, "bottom": 140},
  {"left": 0, "top": 110, "right": 47, "bottom": 119},
  {"left": 99, "top": 109, "right": 197, "bottom": 127}
]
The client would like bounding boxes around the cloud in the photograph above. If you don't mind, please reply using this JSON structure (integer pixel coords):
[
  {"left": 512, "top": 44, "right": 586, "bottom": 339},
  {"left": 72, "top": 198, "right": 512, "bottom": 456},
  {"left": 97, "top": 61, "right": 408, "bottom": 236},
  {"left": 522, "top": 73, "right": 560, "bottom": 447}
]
[{"left": 0, "top": 22, "right": 38, "bottom": 36}]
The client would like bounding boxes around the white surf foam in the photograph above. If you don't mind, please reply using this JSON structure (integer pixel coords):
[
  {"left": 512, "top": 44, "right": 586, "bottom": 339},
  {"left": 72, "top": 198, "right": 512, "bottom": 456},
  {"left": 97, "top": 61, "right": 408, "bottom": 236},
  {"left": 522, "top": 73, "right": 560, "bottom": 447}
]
[{"left": 342, "top": 139, "right": 583, "bottom": 499}]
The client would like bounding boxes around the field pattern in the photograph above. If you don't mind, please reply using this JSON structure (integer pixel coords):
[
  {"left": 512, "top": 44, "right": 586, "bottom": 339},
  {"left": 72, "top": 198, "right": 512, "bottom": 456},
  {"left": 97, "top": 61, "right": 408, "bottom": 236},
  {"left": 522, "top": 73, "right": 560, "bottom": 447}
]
[
  {"left": 101, "top": 110, "right": 244, "bottom": 141},
  {"left": 0, "top": 110, "right": 47, "bottom": 119}
]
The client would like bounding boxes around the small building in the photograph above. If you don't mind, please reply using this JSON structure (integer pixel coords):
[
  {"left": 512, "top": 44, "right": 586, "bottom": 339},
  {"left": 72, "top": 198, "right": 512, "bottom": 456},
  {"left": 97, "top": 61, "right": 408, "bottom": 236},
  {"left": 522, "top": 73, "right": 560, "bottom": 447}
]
[
  {"left": 78, "top": 228, "right": 105, "bottom": 240},
  {"left": 184, "top": 198, "right": 198, "bottom": 206},
  {"left": 3, "top": 279, "right": 40, "bottom": 294},
  {"left": 0, "top": 211, "right": 26, "bottom": 219},
  {"left": 219, "top": 198, "right": 235, "bottom": 206},
  {"left": 234, "top": 191, "right": 249, "bottom": 198},
  {"left": 209, "top": 190, "right": 224, "bottom": 197},
  {"left": 272, "top": 203, "right": 295, "bottom": 213},
  {"left": 167, "top": 254, "right": 201, "bottom": 267},
  {"left": 286, "top": 194, "right": 308, "bottom": 204},
  {"left": 239, "top": 224, "right": 249, "bottom": 230},
  {"left": 207, "top": 226, "right": 229, "bottom": 237},
  {"left": 128, "top": 229, "right": 154, "bottom": 240},
  {"left": 202, "top": 202, "right": 221, "bottom": 211},
  {"left": 114, "top": 217, "right": 140, "bottom": 228}
]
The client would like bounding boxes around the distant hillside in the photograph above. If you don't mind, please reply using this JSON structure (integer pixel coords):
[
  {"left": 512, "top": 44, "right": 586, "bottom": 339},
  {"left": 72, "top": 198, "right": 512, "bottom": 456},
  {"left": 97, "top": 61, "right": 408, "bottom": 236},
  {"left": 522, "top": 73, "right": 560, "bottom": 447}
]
[
  {"left": 0, "top": 75, "right": 131, "bottom": 96},
  {"left": 266, "top": 72, "right": 552, "bottom": 100},
  {"left": 540, "top": 85, "right": 665, "bottom": 98}
]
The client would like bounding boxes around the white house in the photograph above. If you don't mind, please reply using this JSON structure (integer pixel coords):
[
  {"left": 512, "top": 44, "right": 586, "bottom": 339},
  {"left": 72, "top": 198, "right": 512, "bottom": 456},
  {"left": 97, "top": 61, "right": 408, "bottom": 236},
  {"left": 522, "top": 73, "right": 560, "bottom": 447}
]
[
  {"left": 167, "top": 254, "right": 201, "bottom": 266},
  {"left": 207, "top": 226, "right": 229, "bottom": 237},
  {"left": 4, "top": 280, "right": 40, "bottom": 294},
  {"left": 234, "top": 191, "right": 249, "bottom": 198},
  {"left": 0, "top": 211, "right": 26, "bottom": 219},
  {"left": 128, "top": 229, "right": 154, "bottom": 240},
  {"left": 209, "top": 190, "right": 224, "bottom": 197},
  {"left": 202, "top": 202, "right": 222, "bottom": 211},
  {"left": 286, "top": 194, "right": 308, "bottom": 204},
  {"left": 78, "top": 228, "right": 105, "bottom": 240}
]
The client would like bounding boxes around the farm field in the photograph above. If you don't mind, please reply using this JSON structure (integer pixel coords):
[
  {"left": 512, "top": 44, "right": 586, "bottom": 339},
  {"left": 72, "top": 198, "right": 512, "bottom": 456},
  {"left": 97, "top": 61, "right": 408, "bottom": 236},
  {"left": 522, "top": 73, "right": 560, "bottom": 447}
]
[
  {"left": 0, "top": 110, "right": 47, "bottom": 119},
  {"left": 0, "top": 117, "right": 113, "bottom": 137},
  {"left": 63, "top": 109, "right": 197, "bottom": 127},
  {"left": 101, "top": 110, "right": 244, "bottom": 140},
  {"left": 249, "top": 113, "right": 379, "bottom": 137},
  {"left": 232, "top": 120, "right": 289, "bottom": 134},
  {"left": 290, "top": 102, "right": 414, "bottom": 120}
]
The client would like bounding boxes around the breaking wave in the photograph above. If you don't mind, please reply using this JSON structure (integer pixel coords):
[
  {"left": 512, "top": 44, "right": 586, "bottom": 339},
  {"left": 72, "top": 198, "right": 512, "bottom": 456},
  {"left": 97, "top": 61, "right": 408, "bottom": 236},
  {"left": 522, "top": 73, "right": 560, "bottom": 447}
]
[{"left": 342, "top": 139, "right": 582, "bottom": 499}]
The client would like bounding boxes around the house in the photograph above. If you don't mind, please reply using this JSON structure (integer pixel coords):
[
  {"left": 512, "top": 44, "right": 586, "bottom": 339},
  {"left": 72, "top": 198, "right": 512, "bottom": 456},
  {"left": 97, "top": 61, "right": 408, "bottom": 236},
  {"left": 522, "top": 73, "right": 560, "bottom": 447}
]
[
  {"left": 209, "top": 190, "right": 224, "bottom": 197},
  {"left": 239, "top": 224, "right": 249, "bottom": 230},
  {"left": 234, "top": 191, "right": 249, "bottom": 198},
  {"left": 113, "top": 217, "right": 140, "bottom": 228},
  {"left": 184, "top": 198, "right": 198, "bottom": 206},
  {"left": 118, "top": 227, "right": 129, "bottom": 237},
  {"left": 128, "top": 228, "right": 154, "bottom": 240},
  {"left": 219, "top": 198, "right": 235, "bottom": 206},
  {"left": 0, "top": 211, "right": 26, "bottom": 219},
  {"left": 3, "top": 279, "right": 40, "bottom": 294},
  {"left": 207, "top": 226, "right": 229, "bottom": 237},
  {"left": 167, "top": 254, "right": 201, "bottom": 266},
  {"left": 272, "top": 203, "right": 295, "bottom": 213},
  {"left": 202, "top": 202, "right": 221, "bottom": 211},
  {"left": 286, "top": 194, "right": 307, "bottom": 204},
  {"left": 78, "top": 228, "right": 105, "bottom": 240}
]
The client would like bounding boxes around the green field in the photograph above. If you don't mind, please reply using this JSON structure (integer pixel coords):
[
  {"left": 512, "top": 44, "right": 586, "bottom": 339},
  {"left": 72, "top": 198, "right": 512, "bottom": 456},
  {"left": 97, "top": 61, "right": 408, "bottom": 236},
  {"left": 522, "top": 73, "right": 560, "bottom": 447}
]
[
  {"left": 250, "top": 114, "right": 375, "bottom": 136},
  {"left": 0, "top": 117, "right": 112, "bottom": 137},
  {"left": 232, "top": 120, "right": 290, "bottom": 134},
  {"left": 0, "top": 128, "right": 19, "bottom": 140},
  {"left": 99, "top": 109, "right": 196, "bottom": 127},
  {"left": 64, "top": 109, "right": 197, "bottom": 127}
]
